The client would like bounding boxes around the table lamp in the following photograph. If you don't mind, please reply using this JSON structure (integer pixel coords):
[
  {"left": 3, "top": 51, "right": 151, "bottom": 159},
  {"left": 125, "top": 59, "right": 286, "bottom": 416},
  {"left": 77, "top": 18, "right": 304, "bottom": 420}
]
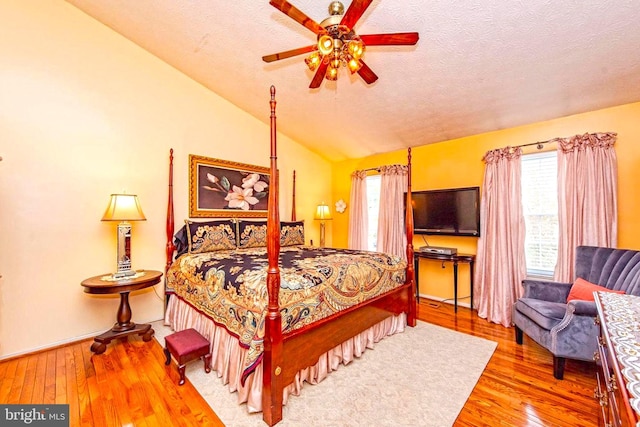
[
  {"left": 102, "top": 194, "right": 146, "bottom": 279},
  {"left": 314, "top": 202, "right": 332, "bottom": 247}
]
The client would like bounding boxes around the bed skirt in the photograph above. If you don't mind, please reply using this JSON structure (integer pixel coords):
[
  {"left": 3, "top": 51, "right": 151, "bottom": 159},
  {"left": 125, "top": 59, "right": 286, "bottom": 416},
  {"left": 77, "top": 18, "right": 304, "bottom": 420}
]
[{"left": 165, "top": 296, "right": 406, "bottom": 413}]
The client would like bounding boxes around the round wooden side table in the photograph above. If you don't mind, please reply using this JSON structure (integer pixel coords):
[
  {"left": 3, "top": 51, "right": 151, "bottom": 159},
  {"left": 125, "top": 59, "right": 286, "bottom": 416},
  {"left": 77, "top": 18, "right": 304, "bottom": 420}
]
[{"left": 81, "top": 270, "right": 163, "bottom": 354}]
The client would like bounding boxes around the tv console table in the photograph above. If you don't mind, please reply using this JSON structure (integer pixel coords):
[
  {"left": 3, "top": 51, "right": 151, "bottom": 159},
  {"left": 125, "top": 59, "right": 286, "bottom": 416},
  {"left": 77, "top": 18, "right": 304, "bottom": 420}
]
[{"left": 414, "top": 252, "right": 475, "bottom": 313}]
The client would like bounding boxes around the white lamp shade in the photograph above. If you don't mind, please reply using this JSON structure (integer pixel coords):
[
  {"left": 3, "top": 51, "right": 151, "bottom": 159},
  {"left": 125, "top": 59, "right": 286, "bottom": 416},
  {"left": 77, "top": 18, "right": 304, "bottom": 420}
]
[
  {"left": 101, "top": 194, "right": 146, "bottom": 222},
  {"left": 314, "top": 203, "right": 332, "bottom": 220}
]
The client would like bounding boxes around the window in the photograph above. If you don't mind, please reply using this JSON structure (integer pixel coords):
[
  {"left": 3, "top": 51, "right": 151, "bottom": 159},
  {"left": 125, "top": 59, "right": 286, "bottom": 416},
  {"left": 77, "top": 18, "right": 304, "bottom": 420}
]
[
  {"left": 366, "top": 174, "right": 381, "bottom": 251},
  {"left": 521, "top": 151, "right": 558, "bottom": 277}
]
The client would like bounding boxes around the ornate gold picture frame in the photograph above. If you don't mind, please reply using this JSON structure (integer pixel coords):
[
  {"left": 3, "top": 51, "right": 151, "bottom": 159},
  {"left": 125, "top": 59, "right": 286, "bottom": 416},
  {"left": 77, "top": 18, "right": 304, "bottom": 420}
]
[{"left": 189, "top": 155, "right": 270, "bottom": 218}]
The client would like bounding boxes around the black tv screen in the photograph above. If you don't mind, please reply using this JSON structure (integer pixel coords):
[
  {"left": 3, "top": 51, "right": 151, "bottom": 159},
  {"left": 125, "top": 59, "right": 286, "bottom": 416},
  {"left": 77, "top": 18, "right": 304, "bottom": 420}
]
[{"left": 409, "top": 187, "right": 480, "bottom": 236}]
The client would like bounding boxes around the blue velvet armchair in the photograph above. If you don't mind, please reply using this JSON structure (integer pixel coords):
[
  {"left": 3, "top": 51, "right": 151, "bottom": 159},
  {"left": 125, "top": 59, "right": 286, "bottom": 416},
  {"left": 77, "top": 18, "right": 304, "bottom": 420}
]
[{"left": 512, "top": 245, "right": 640, "bottom": 379}]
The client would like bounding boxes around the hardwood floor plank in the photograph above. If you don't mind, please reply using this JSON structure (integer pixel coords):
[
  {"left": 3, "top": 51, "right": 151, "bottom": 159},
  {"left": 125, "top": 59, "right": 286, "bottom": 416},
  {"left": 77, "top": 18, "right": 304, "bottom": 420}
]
[
  {"left": 120, "top": 340, "right": 162, "bottom": 420},
  {"left": 30, "top": 352, "right": 47, "bottom": 404},
  {"left": 91, "top": 352, "right": 123, "bottom": 426},
  {"left": 78, "top": 341, "right": 98, "bottom": 427},
  {"left": 18, "top": 354, "right": 37, "bottom": 403},
  {"left": 64, "top": 345, "right": 80, "bottom": 427},
  {"left": 110, "top": 341, "right": 148, "bottom": 427},
  {"left": 103, "top": 346, "right": 137, "bottom": 426},
  {"left": 6, "top": 358, "right": 28, "bottom": 404},
  {"left": 43, "top": 350, "right": 57, "bottom": 404},
  {"left": 55, "top": 347, "right": 67, "bottom": 405},
  {"left": 0, "top": 358, "right": 18, "bottom": 402},
  {"left": 0, "top": 358, "right": 8, "bottom": 380}
]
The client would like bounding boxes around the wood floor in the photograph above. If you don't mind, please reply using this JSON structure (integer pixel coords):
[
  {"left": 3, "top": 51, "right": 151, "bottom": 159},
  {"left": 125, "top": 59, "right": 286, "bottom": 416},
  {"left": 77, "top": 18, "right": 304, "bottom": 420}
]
[
  {"left": 423, "top": 300, "right": 599, "bottom": 427},
  {"left": 0, "top": 299, "right": 599, "bottom": 426}
]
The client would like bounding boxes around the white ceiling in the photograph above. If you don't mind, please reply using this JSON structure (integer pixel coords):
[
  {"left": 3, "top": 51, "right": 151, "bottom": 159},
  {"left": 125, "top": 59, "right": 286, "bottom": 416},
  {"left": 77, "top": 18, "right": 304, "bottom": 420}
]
[{"left": 65, "top": 0, "right": 640, "bottom": 162}]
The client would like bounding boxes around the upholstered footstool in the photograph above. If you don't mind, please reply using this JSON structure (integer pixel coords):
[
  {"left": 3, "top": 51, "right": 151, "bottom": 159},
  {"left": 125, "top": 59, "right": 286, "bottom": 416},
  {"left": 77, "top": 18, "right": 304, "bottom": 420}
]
[{"left": 164, "top": 328, "right": 212, "bottom": 386}]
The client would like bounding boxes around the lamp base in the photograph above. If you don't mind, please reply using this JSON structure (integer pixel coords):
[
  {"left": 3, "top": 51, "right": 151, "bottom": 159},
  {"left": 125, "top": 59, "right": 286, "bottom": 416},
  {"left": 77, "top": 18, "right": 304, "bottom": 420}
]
[
  {"left": 319, "top": 221, "right": 326, "bottom": 247},
  {"left": 114, "top": 221, "right": 134, "bottom": 279}
]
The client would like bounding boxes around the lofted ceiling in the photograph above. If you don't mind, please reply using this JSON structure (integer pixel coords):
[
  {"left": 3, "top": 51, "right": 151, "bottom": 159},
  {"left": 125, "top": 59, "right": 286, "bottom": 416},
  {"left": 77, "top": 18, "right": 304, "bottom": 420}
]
[{"left": 65, "top": 0, "right": 640, "bottom": 162}]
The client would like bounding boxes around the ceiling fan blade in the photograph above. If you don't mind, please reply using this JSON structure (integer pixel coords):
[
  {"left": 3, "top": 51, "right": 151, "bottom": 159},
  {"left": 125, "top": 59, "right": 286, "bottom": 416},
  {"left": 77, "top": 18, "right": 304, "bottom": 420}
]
[
  {"left": 269, "top": 0, "right": 324, "bottom": 34},
  {"left": 357, "top": 61, "right": 379, "bottom": 85},
  {"left": 262, "top": 45, "right": 316, "bottom": 63},
  {"left": 360, "top": 32, "right": 420, "bottom": 46},
  {"left": 309, "top": 60, "right": 329, "bottom": 89},
  {"left": 341, "top": 0, "right": 373, "bottom": 30}
]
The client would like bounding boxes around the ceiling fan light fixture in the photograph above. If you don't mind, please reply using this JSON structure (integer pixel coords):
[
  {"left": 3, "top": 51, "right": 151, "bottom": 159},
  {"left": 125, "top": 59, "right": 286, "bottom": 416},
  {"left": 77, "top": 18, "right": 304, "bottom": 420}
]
[
  {"left": 264, "top": 0, "right": 419, "bottom": 88},
  {"left": 318, "top": 35, "right": 334, "bottom": 55},
  {"left": 305, "top": 51, "right": 321, "bottom": 71},
  {"left": 326, "top": 66, "right": 339, "bottom": 81},
  {"left": 347, "top": 57, "right": 361, "bottom": 73},
  {"left": 347, "top": 39, "right": 365, "bottom": 60}
]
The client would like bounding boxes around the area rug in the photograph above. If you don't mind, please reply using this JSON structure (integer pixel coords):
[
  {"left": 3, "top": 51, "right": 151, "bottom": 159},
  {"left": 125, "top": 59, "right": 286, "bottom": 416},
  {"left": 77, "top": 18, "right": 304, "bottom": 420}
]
[{"left": 152, "top": 320, "right": 496, "bottom": 427}]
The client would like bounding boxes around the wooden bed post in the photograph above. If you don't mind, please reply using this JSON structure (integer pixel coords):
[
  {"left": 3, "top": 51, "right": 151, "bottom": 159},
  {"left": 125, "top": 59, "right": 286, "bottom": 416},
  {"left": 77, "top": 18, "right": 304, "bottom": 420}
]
[
  {"left": 291, "top": 170, "right": 296, "bottom": 221},
  {"left": 165, "top": 148, "right": 175, "bottom": 310},
  {"left": 263, "top": 86, "right": 284, "bottom": 426},
  {"left": 406, "top": 148, "right": 417, "bottom": 326}
]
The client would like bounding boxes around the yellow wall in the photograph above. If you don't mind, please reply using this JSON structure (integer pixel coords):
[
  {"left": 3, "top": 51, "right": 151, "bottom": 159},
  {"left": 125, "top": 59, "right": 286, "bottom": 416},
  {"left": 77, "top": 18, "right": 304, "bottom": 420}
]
[
  {"left": 332, "top": 102, "right": 640, "bottom": 302},
  {"left": 0, "top": 1, "right": 331, "bottom": 358}
]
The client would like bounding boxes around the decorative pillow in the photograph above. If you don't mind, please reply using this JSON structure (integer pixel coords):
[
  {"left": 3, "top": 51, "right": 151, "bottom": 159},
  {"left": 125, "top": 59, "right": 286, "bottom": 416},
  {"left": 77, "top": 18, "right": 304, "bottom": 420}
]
[
  {"left": 185, "top": 219, "right": 237, "bottom": 254},
  {"left": 238, "top": 220, "right": 268, "bottom": 249},
  {"left": 566, "top": 277, "right": 625, "bottom": 302},
  {"left": 280, "top": 221, "right": 305, "bottom": 246}
]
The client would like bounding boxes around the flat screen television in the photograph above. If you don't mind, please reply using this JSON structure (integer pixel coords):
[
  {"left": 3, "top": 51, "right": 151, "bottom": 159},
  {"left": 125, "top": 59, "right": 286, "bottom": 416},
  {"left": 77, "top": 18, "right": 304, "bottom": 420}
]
[{"left": 408, "top": 187, "right": 481, "bottom": 236}]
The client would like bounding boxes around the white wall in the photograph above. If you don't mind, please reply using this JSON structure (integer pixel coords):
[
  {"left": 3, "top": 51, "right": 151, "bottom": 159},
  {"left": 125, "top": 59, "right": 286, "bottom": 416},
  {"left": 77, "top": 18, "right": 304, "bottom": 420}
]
[{"left": 0, "top": 0, "right": 332, "bottom": 358}]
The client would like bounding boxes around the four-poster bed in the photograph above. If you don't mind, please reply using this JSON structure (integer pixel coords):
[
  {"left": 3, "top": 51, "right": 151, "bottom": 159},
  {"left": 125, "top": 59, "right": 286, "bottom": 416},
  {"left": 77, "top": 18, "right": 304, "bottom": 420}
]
[{"left": 164, "top": 86, "right": 416, "bottom": 426}]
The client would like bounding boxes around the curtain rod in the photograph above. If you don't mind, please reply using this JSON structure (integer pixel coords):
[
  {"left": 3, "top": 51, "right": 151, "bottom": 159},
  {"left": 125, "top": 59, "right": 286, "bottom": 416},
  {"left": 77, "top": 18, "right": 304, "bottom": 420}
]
[
  {"left": 363, "top": 162, "right": 407, "bottom": 172},
  {"left": 511, "top": 138, "right": 559, "bottom": 150},
  {"left": 508, "top": 132, "right": 616, "bottom": 150}
]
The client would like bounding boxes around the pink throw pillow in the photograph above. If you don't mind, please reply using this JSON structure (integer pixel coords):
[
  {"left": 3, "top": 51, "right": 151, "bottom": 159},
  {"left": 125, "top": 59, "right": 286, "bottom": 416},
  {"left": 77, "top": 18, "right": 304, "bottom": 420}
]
[{"left": 566, "top": 277, "right": 625, "bottom": 302}]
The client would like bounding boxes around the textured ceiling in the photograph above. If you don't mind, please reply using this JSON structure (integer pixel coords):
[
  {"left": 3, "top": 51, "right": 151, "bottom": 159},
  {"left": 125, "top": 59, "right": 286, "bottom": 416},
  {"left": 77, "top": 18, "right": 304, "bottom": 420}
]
[{"left": 65, "top": 0, "right": 640, "bottom": 161}]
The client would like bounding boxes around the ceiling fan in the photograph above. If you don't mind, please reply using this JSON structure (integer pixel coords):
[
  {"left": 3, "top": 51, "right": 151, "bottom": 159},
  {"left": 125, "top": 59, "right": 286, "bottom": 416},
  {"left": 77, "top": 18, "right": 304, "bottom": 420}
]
[{"left": 262, "top": 0, "right": 419, "bottom": 88}]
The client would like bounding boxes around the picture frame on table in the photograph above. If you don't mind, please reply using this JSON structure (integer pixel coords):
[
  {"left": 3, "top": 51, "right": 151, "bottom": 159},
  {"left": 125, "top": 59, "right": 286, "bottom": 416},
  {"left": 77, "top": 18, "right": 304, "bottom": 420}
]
[{"left": 189, "top": 154, "right": 270, "bottom": 218}]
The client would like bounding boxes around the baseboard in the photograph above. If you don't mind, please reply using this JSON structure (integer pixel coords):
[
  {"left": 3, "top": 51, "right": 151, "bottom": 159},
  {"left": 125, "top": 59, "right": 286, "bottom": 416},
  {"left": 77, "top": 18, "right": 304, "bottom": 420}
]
[
  {"left": 0, "top": 316, "right": 166, "bottom": 361},
  {"left": 418, "top": 293, "right": 472, "bottom": 309}
]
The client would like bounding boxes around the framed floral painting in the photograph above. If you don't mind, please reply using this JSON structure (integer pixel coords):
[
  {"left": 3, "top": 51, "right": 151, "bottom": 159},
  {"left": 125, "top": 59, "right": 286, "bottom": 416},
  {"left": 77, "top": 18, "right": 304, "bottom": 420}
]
[{"left": 189, "top": 155, "right": 270, "bottom": 218}]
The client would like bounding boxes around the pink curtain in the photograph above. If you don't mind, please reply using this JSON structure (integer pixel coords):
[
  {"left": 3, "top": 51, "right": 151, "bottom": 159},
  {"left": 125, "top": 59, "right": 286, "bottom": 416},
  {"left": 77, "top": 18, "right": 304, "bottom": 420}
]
[
  {"left": 475, "top": 147, "right": 526, "bottom": 327},
  {"left": 554, "top": 132, "right": 618, "bottom": 282},
  {"left": 377, "top": 165, "right": 408, "bottom": 260},
  {"left": 348, "top": 170, "right": 369, "bottom": 250}
]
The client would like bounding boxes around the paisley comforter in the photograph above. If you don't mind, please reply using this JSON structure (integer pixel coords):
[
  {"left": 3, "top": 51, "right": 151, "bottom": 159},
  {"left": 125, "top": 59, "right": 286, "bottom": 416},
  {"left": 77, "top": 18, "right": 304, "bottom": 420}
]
[{"left": 166, "top": 245, "right": 406, "bottom": 380}]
